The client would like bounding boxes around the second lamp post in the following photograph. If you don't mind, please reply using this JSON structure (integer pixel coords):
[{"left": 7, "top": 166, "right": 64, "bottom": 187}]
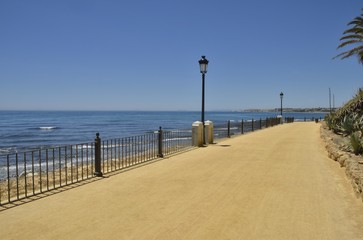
[{"left": 199, "top": 56, "right": 209, "bottom": 145}]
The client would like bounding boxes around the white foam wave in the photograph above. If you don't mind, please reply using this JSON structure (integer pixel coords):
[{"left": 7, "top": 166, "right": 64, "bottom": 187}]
[{"left": 39, "top": 126, "right": 57, "bottom": 130}]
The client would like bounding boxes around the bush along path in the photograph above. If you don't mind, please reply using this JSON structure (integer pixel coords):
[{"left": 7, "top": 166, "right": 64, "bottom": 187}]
[
  {"left": 323, "top": 88, "right": 363, "bottom": 200},
  {"left": 325, "top": 88, "right": 363, "bottom": 155}
]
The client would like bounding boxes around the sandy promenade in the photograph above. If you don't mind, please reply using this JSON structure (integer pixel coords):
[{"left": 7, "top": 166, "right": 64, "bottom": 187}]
[{"left": 1, "top": 122, "right": 363, "bottom": 239}]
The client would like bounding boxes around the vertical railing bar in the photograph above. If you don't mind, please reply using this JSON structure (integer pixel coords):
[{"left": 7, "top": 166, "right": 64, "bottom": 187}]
[
  {"left": 131, "top": 137, "right": 136, "bottom": 165},
  {"left": 166, "top": 132, "right": 169, "bottom": 155},
  {"left": 155, "top": 132, "right": 158, "bottom": 157},
  {"left": 149, "top": 134, "right": 151, "bottom": 159},
  {"left": 115, "top": 139, "right": 117, "bottom": 170},
  {"left": 128, "top": 137, "right": 131, "bottom": 167},
  {"left": 108, "top": 140, "right": 111, "bottom": 172},
  {"left": 65, "top": 146, "right": 68, "bottom": 185},
  {"left": 135, "top": 137, "right": 137, "bottom": 163},
  {"left": 102, "top": 140, "right": 105, "bottom": 174},
  {"left": 59, "top": 147, "right": 62, "bottom": 187},
  {"left": 128, "top": 137, "right": 131, "bottom": 166},
  {"left": 52, "top": 148, "right": 55, "bottom": 189},
  {"left": 125, "top": 137, "right": 128, "bottom": 167},
  {"left": 150, "top": 135, "right": 152, "bottom": 158},
  {"left": 0, "top": 167, "right": 2, "bottom": 205},
  {"left": 124, "top": 138, "right": 127, "bottom": 168},
  {"left": 70, "top": 146, "right": 73, "bottom": 183},
  {"left": 107, "top": 140, "right": 110, "bottom": 172},
  {"left": 152, "top": 133, "right": 154, "bottom": 159},
  {"left": 141, "top": 135, "right": 144, "bottom": 162},
  {"left": 16, "top": 153, "right": 19, "bottom": 200},
  {"left": 0, "top": 164, "right": 2, "bottom": 205},
  {"left": 111, "top": 139, "right": 114, "bottom": 171},
  {"left": 86, "top": 143, "right": 89, "bottom": 179},
  {"left": 108, "top": 140, "right": 110, "bottom": 172},
  {"left": 24, "top": 152, "right": 27, "bottom": 198},
  {"left": 137, "top": 136, "right": 142, "bottom": 163},
  {"left": 241, "top": 119, "right": 244, "bottom": 134},
  {"left": 7, "top": 155, "right": 11, "bottom": 203},
  {"left": 144, "top": 135, "right": 146, "bottom": 162},
  {"left": 144, "top": 135, "right": 146, "bottom": 161},
  {"left": 76, "top": 145, "right": 79, "bottom": 181},
  {"left": 118, "top": 139, "right": 121, "bottom": 169},
  {"left": 81, "top": 144, "right": 84, "bottom": 180},
  {"left": 110, "top": 140, "right": 113, "bottom": 171},
  {"left": 138, "top": 136, "right": 141, "bottom": 163},
  {"left": 134, "top": 137, "right": 137, "bottom": 164},
  {"left": 132, "top": 137, "right": 135, "bottom": 165},
  {"left": 39, "top": 149, "right": 42, "bottom": 193},
  {"left": 31, "top": 151, "right": 35, "bottom": 195},
  {"left": 260, "top": 118, "right": 262, "bottom": 130},
  {"left": 106, "top": 140, "right": 109, "bottom": 171},
  {"left": 123, "top": 138, "right": 128, "bottom": 167},
  {"left": 90, "top": 142, "right": 94, "bottom": 178},
  {"left": 46, "top": 149, "right": 49, "bottom": 191},
  {"left": 121, "top": 138, "right": 124, "bottom": 168},
  {"left": 137, "top": 136, "right": 140, "bottom": 163},
  {"left": 130, "top": 137, "right": 133, "bottom": 165},
  {"left": 113, "top": 139, "right": 115, "bottom": 171}
]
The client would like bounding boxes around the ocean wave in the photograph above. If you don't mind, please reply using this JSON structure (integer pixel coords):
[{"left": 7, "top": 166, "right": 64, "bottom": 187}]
[
  {"left": 0, "top": 147, "right": 17, "bottom": 154},
  {"left": 39, "top": 126, "right": 58, "bottom": 130}
]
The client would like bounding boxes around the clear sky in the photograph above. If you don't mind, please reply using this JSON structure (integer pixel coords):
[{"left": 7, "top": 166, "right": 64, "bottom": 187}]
[{"left": 0, "top": 0, "right": 362, "bottom": 111}]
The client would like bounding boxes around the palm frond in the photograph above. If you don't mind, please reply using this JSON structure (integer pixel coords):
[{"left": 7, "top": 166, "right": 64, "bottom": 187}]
[
  {"left": 340, "top": 34, "right": 363, "bottom": 41},
  {"left": 348, "top": 17, "right": 363, "bottom": 26},
  {"left": 335, "top": 8, "right": 363, "bottom": 65},
  {"left": 337, "top": 39, "right": 362, "bottom": 49},
  {"left": 359, "top": 51, "right": 363, "bottom": 64},
  {"left": 340, "top": 51, "right": 356, "bottom": 60},
  {"left": 343, "top": 27, "right": 363, "bottom": 35},
  {"left": 335, "top": 45, "right": 363, "bottom": 61}
]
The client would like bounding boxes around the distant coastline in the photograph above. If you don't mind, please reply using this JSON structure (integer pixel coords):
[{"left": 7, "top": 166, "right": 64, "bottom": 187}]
[{"left": 240, "top": 107, "right": 333, "bottom": 113}]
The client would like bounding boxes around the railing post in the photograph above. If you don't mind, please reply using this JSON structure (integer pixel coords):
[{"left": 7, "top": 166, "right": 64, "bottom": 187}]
[
  {"left": 252, "top": 119, "right": 254, "bottom": 131},
  {"left": 241, "top": 119, "right": 244, "bottom": 134},
  {"left": 94, "top": 133, "right": 103, "bottom": 177},
  {"left": 157, "top": 127, "right": 164, "bottom": 157},
  {"left": 227, "top": 120, "right": 231, "bottom": 138},
  {"left": 260, "top": 118, "right": 262, "bottom": 130}
]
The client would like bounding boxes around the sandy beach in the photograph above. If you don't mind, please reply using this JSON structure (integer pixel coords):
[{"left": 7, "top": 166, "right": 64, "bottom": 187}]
[{"left": 1, "top": 122, "right": 363, "bottom": 239}]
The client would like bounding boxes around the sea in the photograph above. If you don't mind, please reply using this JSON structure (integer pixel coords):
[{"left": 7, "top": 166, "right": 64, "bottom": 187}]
[{"left": 0, "top": 111, "right": 327, "bottom": 155}]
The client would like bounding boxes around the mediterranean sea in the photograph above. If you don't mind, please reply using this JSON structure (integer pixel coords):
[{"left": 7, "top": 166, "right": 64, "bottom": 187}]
[{"left": 0, "top": 111, "right": 327, "bottom": 154}]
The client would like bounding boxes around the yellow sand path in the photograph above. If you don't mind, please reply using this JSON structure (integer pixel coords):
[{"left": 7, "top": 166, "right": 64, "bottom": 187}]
[{"left": 1, "top": 122, "right": 363, "bottom": 239}]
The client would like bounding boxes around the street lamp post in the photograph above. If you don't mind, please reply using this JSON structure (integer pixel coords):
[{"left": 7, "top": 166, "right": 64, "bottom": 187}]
[
  {"left": 199, "top": 56, "right": 209, "bottom": 145},
  {"left": 280, "top": 92, "right": 284, "bottom": 117}
]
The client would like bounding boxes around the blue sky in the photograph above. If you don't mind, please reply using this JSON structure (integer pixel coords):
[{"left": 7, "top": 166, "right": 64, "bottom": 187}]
[{"left": 0, "top": 0, "right": 362, "bottom": 111}]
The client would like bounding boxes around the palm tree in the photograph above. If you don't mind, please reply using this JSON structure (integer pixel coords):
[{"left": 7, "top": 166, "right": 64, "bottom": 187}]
[{"left": 335, "top": 9, "right": 363, "bottom": 64}]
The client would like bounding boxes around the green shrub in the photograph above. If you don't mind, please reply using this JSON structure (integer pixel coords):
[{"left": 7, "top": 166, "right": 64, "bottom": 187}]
[{"left": 350, "top": 132, "right": 363, "bottom": 155}]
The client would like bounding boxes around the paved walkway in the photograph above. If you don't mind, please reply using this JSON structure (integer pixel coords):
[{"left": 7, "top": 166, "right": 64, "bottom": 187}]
[{"left": 1, "top": 122, "right": 363, "bottom": 239}]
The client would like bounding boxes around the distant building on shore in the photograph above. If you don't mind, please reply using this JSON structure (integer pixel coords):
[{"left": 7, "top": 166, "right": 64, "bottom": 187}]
[{"left": 241, "top": 107, "right": 333, "bottom": 113}]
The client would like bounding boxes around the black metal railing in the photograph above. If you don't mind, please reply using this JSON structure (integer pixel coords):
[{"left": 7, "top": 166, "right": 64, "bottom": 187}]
[
  {"left": 0, "top": 117, "right": 291, "bottom": 206},
  {"left": 0, "top": 128, "right": 193, "bottom": 205},
  {"left": 214, "top": 117, "right": 287, "bottom": 139},
  {"left": 0, "top": 141, "right": 96, "bottom": 205}
]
